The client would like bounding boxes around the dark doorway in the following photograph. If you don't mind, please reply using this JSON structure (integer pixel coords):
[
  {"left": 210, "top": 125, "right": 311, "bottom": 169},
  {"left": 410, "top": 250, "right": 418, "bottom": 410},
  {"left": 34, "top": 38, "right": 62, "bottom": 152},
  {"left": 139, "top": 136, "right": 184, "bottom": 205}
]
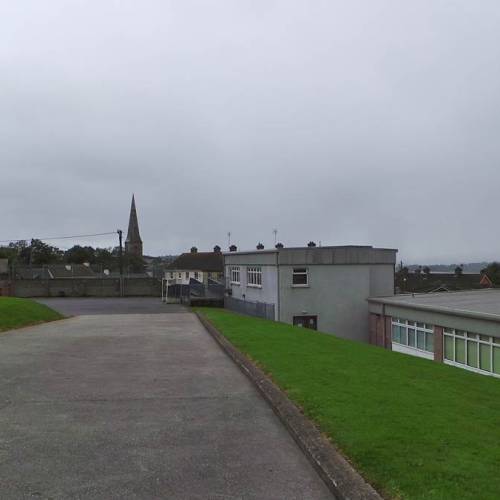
[{"left": 293, "top": 315, "right": 318, "bottom": 330}]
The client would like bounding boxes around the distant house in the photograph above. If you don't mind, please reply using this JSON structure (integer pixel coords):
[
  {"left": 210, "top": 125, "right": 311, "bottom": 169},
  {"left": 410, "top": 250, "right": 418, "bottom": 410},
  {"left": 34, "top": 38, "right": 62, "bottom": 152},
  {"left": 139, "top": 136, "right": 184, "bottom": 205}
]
[
  {"left": 396, "top": 271, "right": 485, "bottom": 293},
  {"left": 165, "top": 247, "right": 224, "bottom": 286}
]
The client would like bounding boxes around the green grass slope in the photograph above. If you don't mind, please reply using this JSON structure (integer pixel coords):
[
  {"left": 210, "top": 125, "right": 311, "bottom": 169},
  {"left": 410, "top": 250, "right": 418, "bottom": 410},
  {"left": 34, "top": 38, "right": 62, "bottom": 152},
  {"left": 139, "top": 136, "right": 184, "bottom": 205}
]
[
  {"left": 0, "top": 297, "right": 63, "bottom": 332},
  {"left": 198, "top": 308, "right": 500, "bottom": 500}
]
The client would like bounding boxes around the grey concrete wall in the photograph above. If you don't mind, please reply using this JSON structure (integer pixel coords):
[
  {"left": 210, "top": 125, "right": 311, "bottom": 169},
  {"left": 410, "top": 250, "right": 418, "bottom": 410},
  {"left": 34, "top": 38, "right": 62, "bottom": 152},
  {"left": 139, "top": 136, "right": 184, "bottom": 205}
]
[
  {"left": 12, "top": 278, "right": 161, "bottom": 298},
  {"left": 279, "top": 264, "right": 394, "bottom": 342},
  {"left": 224, "top": 247, "right": 396, "bottom": 341},
  {"left": 225, "top": 252, "right": 278, "bottom": 319}
]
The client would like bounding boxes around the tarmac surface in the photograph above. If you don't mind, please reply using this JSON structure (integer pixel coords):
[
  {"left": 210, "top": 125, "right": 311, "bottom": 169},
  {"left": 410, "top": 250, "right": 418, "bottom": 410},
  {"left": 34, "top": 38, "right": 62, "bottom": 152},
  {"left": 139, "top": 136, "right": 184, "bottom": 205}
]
[
  {"left": 36, "top": 297, "right": 187, "bottom": 316},
  {"left": 0, "top": 306, "right": 332, "bottom": 499}
]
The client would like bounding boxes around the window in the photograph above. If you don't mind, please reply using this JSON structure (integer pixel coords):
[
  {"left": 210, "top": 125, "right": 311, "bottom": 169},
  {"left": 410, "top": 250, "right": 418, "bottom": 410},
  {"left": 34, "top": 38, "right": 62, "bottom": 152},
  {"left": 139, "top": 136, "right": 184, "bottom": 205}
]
[
  {"left": 391, "top": 318, "right": 434, "bottom": 353},
  {"left": 292, "top": 268, "right": 308, "bottom": 286},
  {"left": 185, "top": 272, "right": 189, "bottom": 279},
  {"left": 247, "top": 267, "right": 262, "bottom": 287},
  {"left": 194, "top": 271, "right": 199, "bottom": 280},
  {"left": 178, "top": 273, "right": 181, "bottom": 279},
  {"left": 170, "top": 272, "right": 174, "bottom": 278},
  {"left": 443, "top": 329, "right": 500, "bottom": 376},
  {"left": 230, "top": 266, "right": 240, "bottom": 284}
]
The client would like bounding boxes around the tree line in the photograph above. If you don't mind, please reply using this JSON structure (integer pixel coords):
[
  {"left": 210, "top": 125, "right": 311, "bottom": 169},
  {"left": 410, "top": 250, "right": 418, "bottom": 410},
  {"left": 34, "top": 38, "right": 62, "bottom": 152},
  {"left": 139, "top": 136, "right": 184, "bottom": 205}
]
[{"left": 0, "top": 240, "right": 145, "bottom": 272}]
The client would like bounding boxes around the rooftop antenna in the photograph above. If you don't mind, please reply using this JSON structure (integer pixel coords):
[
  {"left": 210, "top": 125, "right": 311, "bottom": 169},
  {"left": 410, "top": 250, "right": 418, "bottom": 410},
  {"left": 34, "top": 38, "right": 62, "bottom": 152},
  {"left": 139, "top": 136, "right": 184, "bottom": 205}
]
[
  {"left": 273, "top": 228, "right": 278, "bottom": 245},
  {"left": 227, "top": 231, "right": 231, "bottom": 248}
]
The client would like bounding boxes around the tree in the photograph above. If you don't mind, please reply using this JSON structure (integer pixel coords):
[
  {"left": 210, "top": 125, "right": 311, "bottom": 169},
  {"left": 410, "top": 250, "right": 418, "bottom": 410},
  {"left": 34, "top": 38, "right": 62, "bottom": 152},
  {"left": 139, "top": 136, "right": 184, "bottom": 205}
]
[
  {"left": 481, "top": 262, "right": 500, "bottom": 285},
  {"left": 17, "top": 239, "right": 63, "bottom": 265},
  {"left": 455, "top": 265, "right": 463, "bottom": 277},
  {"left": 65, "top": 245, "right": 96, "bottom": 264},
  {"left": 423, "top": 266, "right": 431, "bottom": 276}
]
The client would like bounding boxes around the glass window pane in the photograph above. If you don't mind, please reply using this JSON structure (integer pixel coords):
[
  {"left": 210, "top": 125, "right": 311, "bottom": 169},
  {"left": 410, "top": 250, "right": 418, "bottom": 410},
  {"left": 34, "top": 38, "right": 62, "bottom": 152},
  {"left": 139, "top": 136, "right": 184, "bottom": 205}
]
[
  {"left": 400, "top": 327, "right": 408, "bottom": 345},
  {"left": 466, "top": 333, "right": 478, "bottom": 339},
  {"left": 456, "top": 338, "right": 466, "bottom": 364},
  {"left": 417, "top": 331, "right": 425, "bottom": 350},
  {"left": 480, "top": 344, "right": 491, "bottom": 372},
  {"left": 408, "top": 329, "right": 416, "bottom": 347},
  {"left": 479, "top": 334, "right": 490, "bottom": 342},
  {"left": 493, "top": 347, "right": 500, "bottom": 375},
  {"left": 493, "top": 337, "right": 500, "bottom": 345},
  {"left": 417, "top": 322, "right": 424, "bottom": 328},
  {"left": 444, "top": 336, "right": 454, "bottom": 360},
  {"left": 392, "top": 325, "right": 401, "bottom": 343},
  {"left": 425, "top": 332, "right": 434, "bottom": 352},
  {"left": 467, "top": 341, "right": 478, "bottom": 368},
  {"left": 456, "top": 330, "right": 465, "bottom": 337}
]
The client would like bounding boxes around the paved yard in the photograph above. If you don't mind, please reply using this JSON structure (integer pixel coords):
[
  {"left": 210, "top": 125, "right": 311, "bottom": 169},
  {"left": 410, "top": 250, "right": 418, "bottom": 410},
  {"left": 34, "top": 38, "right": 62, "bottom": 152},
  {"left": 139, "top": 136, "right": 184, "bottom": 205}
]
[
  {"left": 0, "top": 311, "right": 332, "bottom": 499},
  {"left": 36, "top": 297, "right": 187, "bottom": 316}
]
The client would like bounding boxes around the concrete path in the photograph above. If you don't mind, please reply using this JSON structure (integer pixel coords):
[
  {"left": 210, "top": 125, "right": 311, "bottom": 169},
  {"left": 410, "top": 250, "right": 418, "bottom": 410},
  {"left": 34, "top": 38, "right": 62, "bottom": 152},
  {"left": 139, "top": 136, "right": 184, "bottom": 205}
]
[{"left": 0, "top": 312, "right": 332, "bottom": 499}]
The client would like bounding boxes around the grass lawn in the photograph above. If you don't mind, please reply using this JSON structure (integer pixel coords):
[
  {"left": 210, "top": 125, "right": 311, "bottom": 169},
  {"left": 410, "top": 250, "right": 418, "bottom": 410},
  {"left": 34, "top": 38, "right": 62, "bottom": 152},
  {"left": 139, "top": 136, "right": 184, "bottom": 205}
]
[
  {"left": 0, "top": 297, "right": 64, "bottom": 332},
  {"left": 197, "top": 308, "right": 500, "bottom": 500}
]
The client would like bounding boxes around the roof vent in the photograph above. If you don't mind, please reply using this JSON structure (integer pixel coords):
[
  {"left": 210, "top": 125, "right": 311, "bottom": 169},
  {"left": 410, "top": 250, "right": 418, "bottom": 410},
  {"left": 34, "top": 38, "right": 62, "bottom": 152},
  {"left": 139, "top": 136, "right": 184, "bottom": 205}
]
[
  {"left": 213, "top": 245, "right": 221, "bottom": 253},
  {"left": 229, "top": 245, "right": 237, "bottom": 252},
  {"left": 275, "top": 242, "right": 284, "bottom": 249},
  {"left": 190, "top": 246, "right": 198, "bottom": 253},
  {"left": 256, "top": 242, "right": 264, "bottom": 250},
  {"left": 307, "top": 241, "right": 316, "bottom": 248}
]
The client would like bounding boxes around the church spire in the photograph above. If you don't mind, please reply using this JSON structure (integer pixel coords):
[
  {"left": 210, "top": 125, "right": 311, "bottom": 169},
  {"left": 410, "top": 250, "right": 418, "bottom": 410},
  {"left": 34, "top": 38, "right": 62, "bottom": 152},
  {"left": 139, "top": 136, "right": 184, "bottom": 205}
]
[{"left": 125, "top": 194, "right": 143, "bottom": 257}]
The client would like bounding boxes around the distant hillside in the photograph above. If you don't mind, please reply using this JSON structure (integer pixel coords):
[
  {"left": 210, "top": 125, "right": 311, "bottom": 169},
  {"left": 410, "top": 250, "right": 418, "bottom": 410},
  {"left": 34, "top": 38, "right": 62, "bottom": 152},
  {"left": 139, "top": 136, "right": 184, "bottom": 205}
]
[{"left": 407, "top": 262, "right": 490, "bottom": 273}]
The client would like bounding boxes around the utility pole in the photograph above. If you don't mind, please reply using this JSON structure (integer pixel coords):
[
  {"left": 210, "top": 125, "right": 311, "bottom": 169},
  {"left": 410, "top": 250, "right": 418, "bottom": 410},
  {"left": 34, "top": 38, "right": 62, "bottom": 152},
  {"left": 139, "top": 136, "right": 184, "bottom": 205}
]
[
  {"left": 273, "top": 228, "right": 278, "bottom": 245},
  {"left": 117, "top": 229, "right": 124, "bottom": 297},
  {"left": 227, "top": 231, "right": 231, "bottom": 249}
]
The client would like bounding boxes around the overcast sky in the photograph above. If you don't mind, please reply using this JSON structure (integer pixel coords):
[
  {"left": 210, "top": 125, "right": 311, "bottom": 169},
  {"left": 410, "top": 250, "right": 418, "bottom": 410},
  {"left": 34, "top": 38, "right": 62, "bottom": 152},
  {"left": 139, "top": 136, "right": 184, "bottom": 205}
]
[{"left": 2, "top": 1, "right": 500, "bottom": 263}]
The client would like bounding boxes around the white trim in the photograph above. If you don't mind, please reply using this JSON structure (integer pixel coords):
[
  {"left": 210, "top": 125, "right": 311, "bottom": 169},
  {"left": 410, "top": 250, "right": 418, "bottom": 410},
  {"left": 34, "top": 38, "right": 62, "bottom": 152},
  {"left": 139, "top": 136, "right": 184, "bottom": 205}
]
[
  {"left": 229, "top": 266, "right": 240, "bottom": 285},
  {"left": 392, "top": 343, "right": 434, "bottom": 360},
  {"left": 443, "top": 329, "right": 500, "bottom": 377},
  {"left": 247, "top": 284, "right": 262, "bottom": 289},
  {"left": 444, "top": 359, "right": 500, "bottom": 378}
]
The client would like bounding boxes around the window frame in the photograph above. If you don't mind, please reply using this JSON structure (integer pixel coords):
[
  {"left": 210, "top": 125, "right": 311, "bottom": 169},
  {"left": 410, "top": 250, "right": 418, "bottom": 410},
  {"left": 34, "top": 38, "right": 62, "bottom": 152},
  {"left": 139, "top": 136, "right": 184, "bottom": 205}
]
[
  {"left": 292, "top": 267, "right": 309, "bottom": 287},
  {"left": 443, "top": 328, "right": 500, "bottom": 377},
  {"left": 230, "top": 266, "right": 240, "bottom": 285},
  {"left": 391, "top": 318, "right": 434, "bottom": 354},
  {"left": 247, "top": 266, "right": 262, "bottom": 288}
]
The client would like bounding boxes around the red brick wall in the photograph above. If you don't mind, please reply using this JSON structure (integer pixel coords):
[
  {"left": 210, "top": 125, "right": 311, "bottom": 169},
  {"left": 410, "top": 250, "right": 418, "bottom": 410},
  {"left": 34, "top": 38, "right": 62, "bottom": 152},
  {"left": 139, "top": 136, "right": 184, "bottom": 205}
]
[
  {"left": 434, "top": 326, "right": 444, "bottom": 362},
  {"left": 384, "top": 316, "right": 392, "bottom": 350},
  {"left": 369, "top": 313, "right": 392, "bottom": 349}
]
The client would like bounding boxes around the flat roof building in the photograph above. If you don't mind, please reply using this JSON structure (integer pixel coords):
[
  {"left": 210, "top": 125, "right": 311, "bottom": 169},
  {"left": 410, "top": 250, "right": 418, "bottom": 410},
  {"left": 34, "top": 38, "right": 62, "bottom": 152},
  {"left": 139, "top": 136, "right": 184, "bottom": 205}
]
[
  {"left": 224, "top": 245, "right": 397, "bottom": 343},
  {"left": 368, "top": 289, "right": 500, "bottom": 378}
]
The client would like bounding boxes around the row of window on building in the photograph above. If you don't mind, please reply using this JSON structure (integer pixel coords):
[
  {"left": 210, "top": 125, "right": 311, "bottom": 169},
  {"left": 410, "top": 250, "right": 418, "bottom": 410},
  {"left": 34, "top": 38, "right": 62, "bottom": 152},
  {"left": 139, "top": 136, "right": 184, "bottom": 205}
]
[
  {"left": 169, "top": 271, "right": 201, "bottom": 280},
  {"left": 392, "top": 318, "right": 500, "bottom": 377},
  {"left": 229, "top": 266, "right": 309, "bottom": 287}
]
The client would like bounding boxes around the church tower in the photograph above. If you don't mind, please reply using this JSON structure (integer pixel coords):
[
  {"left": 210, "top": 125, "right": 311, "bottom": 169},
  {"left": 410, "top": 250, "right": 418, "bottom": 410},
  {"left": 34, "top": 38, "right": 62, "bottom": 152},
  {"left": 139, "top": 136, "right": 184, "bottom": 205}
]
[{"left": 125, "top": 194, "right": 143, "bottom": 258}]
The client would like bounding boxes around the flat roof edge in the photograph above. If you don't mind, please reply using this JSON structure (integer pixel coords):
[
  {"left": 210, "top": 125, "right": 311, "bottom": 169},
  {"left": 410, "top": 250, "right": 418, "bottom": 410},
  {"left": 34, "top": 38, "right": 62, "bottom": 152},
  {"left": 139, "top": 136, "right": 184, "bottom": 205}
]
[{"left": 368, "top": 296, "right": 500, "bottom": 324}]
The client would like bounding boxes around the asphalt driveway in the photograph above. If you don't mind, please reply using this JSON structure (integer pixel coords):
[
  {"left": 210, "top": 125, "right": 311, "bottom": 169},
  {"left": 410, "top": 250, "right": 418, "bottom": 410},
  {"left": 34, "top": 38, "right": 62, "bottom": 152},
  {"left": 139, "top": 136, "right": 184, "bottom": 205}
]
[
  {"left": 0, "top": 312, "right": 332, "bottom": 499},
  {"left": 35, "top": 297, "right": 187, "bottom": 316}
]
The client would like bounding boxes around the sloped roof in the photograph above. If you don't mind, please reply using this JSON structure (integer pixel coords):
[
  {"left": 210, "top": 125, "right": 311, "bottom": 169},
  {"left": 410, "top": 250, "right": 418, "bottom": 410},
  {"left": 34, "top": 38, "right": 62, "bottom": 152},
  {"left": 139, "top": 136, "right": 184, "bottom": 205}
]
[
  {"left": 126, "top": 194, "right": 142, "bottom": 243},
  {"left": 166, "top": 252, "right": 223, "bottom": 272}
]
